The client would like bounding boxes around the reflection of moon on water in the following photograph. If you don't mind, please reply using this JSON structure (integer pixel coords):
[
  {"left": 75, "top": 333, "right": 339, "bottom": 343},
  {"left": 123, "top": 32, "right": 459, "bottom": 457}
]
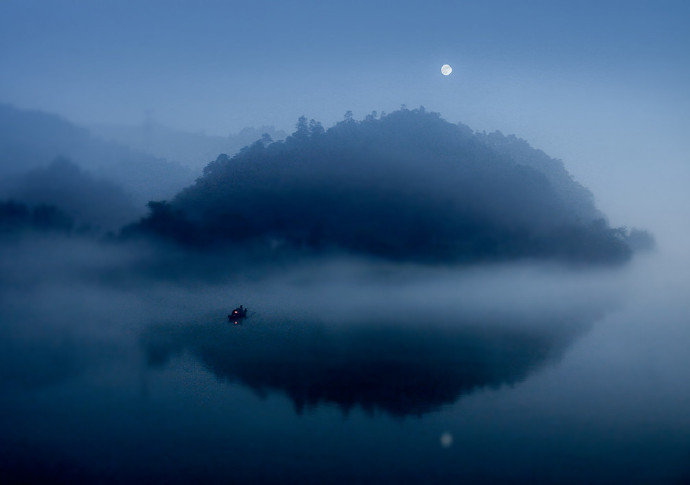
[
  {"left": 440, "top": 432, "right": 453, "bottom": 448},
  {"left": 143, "top": 311, "right": 599, "bottom": 417}
]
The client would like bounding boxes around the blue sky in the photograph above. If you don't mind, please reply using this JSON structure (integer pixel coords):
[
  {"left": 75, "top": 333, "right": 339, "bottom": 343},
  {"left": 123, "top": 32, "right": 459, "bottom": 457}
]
[
  {"left": 2, "top": 0, "right": 687, "bottom": 131},
  {"left": 1, "top": 0, "right": 689, "bottom": 238}
]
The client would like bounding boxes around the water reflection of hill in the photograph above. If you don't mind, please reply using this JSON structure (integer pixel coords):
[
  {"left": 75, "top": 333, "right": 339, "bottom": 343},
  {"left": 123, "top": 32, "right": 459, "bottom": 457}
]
[
  {"left": 0, "top": 337, "right": 83, "bottom": 390},
  {"left": 143, "top": 313, "right": 599, "bottom": 416}
]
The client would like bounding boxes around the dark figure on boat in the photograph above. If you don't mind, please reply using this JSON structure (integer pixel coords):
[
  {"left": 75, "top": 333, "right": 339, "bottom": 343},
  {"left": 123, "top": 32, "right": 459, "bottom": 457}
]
[{"left": 228, "top": 305, "right": 248, "bottom": 323}]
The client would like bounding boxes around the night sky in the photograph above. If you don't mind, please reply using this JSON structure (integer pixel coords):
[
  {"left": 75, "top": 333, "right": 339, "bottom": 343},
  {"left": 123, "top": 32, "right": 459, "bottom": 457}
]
[{"left": 1, "top": 0, "right": 688, "bottom": 240}]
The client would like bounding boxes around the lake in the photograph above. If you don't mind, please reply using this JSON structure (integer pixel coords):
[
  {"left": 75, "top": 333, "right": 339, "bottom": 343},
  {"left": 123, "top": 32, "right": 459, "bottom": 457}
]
[{"left": 1, "top": 241, "right": 689, "bottom": 483}]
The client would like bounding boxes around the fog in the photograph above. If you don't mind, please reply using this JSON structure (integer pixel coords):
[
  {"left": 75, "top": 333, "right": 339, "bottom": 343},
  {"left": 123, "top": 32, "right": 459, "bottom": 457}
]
[
  {"left": 0, "top": 234, "right": 630, "bottom": 402},
  {"left": 2, "top": 234, "right": 689, "bottom": 481},
  {"left": 0, "top": 99, "right": 687, "bottom": 485},
  {"left": 2, "top": 1, "right": 689, "bottom": 482}
]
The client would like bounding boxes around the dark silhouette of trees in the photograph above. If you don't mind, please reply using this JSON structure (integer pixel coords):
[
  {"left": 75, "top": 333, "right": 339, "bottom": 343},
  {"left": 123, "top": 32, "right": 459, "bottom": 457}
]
[
  {"left": 294, "top": 116, "right": 310, "bottom": 141},
  {"left": 121, "top": 201, "right": 201, "bottom": 246},
  {"left": 143, "top": 311, "right": 593, "bottom": 416},
  {"left": 0, "top": 200, "right": 74, "bottom": 236},
  {"left": 626, "top": 228, "right": 655, "bottom": 252},
  {"left": 125, "top": 108, "right": 639, "bottom": 264},
  {"left": 3, "top": 157, "right": 138, "bottom": 231}
]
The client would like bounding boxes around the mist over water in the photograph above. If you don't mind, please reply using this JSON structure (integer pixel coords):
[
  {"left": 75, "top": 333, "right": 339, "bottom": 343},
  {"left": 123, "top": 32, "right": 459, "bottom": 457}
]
[
  {"left": 0, "top": 108, "right": 684, "bottom": 481},
  {"left": 1, "top": 235, "right": 688, "bottom": 482},
  {"left": 1, "top": 2, "right": 688, "bottom": 481}
]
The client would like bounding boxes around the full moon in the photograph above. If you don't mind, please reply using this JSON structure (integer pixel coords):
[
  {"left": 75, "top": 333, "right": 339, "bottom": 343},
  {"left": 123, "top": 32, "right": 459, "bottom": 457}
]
[{"left": 441, "top": 64, "right": 452, "bottom": 76}]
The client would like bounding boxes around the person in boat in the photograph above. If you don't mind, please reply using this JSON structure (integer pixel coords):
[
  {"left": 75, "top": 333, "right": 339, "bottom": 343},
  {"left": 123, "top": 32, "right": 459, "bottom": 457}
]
[{"left": 228, "top": 305, "right": 248, "bottom": 321}]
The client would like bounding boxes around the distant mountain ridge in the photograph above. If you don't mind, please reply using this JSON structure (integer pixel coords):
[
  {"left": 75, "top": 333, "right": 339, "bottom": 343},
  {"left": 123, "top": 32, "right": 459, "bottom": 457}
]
[
  {"left": 90, "top": 121, "right": 287, "bottom": 171},
  {"left": 0, "top": 103, "right": 193, "bottom": 205},
  {"left": 2, "top": 158, "right": 137, "bottom": 230},
  {"left": 0, "top": 103, "right": 288, "bottom": 230}
]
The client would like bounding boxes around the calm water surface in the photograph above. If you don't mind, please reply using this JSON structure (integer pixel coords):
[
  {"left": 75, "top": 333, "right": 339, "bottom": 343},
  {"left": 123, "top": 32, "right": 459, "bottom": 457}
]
[{"left": 1, "top": 247, "right": 689, "bottom": 483}]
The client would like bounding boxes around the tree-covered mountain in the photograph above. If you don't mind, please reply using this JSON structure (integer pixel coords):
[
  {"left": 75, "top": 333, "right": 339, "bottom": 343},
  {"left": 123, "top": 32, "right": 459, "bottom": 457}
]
[
  {"left": 475, "top": 131, "right": 601, "bottom": 223},
  {"left": 126, "top": 108, "right": 640, "bottom": 264}
]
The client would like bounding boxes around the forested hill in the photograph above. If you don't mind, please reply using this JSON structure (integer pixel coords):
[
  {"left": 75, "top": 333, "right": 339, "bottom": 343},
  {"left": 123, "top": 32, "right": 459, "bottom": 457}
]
[{"left": 127, "top": 108, "right": 637, "bottom": 264}]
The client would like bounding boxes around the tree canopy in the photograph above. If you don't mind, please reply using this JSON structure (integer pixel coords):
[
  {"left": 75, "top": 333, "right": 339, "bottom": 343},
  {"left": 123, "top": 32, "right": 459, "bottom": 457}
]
[{"left": 126, "top": 108, "right": 636, "bottom": 264}]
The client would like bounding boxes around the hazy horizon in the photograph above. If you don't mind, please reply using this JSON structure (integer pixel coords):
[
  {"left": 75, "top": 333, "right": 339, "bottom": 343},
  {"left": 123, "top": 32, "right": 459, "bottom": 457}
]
[
  {"left": 1, "top": 2, "right": 689, "bottom": 482},
  {"left": 2, "top": 1, "right": 688, "bottom": 245}
]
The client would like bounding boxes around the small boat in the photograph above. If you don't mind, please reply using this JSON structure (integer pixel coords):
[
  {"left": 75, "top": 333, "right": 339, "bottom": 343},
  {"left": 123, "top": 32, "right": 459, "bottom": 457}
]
[{"left": 228, "top": 305, "right": 248, "bottom": 324}]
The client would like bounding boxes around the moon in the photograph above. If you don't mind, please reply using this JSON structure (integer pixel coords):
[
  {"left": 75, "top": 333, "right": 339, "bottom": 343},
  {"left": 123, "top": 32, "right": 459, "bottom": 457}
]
[{"left": 441, "top": 64, "right": 452, "bottom": 76}]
